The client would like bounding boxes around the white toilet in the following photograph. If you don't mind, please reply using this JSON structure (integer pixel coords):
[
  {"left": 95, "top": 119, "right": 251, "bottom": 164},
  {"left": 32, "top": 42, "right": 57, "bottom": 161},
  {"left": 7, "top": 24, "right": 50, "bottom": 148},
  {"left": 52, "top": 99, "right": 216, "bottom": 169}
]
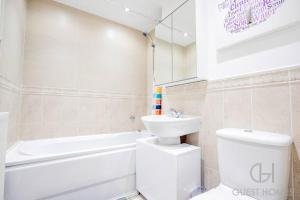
[{"left": 192, "top": 128, "right": 292, "bottom": 200}]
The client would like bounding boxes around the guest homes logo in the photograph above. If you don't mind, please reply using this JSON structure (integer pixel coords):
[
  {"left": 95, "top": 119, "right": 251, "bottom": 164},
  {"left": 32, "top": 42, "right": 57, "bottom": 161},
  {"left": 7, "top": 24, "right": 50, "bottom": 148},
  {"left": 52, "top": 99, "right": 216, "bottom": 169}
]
[
  {"left": 250, "top": 163, "right": 274, "bottom": 183},
  {"left": 232, "top": 163, "right": 282, "bottom": 197}
]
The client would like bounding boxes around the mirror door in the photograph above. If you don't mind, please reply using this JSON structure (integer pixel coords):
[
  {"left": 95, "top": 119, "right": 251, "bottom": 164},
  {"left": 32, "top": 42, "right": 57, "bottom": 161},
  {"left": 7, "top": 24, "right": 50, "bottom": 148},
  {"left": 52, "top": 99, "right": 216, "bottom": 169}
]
[
  {"left": 154, "top": 0, "right": 197, "bottom": 85},
  {"left": 154, "top": 15, "right": 173, "bottom": 85}
]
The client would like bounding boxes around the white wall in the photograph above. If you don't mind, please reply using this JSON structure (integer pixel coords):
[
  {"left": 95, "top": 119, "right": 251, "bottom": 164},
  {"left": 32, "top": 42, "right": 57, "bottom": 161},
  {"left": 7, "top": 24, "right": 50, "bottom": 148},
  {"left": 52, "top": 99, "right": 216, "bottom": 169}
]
[{"left": 203, "top": 0, "right": 300, "bottom": 80}]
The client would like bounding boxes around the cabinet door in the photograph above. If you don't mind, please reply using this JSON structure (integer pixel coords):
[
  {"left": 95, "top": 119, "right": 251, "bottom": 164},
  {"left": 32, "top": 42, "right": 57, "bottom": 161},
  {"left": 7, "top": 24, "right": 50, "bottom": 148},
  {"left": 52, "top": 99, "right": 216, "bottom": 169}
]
[
  {"left": 154, "top": 14, "right": 173, "bottom": 85},
  {"left": 172, "top": 0, "right": 197, "bottom": 82}
]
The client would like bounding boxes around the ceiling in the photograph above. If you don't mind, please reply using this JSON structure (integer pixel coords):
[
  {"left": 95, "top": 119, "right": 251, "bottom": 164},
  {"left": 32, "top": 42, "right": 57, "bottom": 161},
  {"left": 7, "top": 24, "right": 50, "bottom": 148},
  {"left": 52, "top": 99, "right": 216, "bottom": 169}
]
[{"left": 54, "top": 0, "right": 184, "bottom": 33}]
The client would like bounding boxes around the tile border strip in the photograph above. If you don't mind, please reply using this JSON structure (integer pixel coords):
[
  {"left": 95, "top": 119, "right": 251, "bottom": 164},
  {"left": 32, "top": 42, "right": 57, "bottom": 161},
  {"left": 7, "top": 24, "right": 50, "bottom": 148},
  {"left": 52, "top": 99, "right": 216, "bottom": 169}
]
[
  {"left": 2, "top": 67, "right": 300, "bottom": 95},
  {"left": 0, "top": 74, "right": 20, "bottom": 93},
  {"left": 207, "top": 66, "right": 300, "bottom": 92},
  {"left": 21, "top": 85, "right": 147, "bottom": 99}
]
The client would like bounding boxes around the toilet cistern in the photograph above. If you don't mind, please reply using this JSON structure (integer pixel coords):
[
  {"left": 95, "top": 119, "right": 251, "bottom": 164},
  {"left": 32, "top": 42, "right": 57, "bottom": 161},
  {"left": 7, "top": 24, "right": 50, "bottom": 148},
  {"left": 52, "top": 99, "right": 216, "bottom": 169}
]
[
  {"left": 191, "top": 128, "right": 292, "bottom": 200},
  {"left": 141, "top": 115, "right": 201, "bottom": 145}
]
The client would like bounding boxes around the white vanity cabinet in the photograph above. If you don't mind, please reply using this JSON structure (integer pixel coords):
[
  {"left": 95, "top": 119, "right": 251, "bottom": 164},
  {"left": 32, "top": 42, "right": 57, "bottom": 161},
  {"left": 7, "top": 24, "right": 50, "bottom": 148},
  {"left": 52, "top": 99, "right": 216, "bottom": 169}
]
[{"left": 136, "top": 137, "right": 201, "bottom": 200}]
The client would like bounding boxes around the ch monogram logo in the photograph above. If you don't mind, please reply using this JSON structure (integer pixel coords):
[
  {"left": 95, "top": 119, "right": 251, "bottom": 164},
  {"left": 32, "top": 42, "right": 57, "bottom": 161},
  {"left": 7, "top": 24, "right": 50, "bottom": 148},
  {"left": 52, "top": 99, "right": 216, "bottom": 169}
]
[{"left": 250, "top": 163, "right": 275, "bottom": 183}]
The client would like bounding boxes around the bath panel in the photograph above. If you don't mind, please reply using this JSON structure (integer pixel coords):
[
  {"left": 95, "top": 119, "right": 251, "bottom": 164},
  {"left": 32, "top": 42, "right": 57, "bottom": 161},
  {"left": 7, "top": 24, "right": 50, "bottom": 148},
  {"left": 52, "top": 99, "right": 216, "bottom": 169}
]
[{"left": 5, "top": 132, "right": 149, "bottom": 200}]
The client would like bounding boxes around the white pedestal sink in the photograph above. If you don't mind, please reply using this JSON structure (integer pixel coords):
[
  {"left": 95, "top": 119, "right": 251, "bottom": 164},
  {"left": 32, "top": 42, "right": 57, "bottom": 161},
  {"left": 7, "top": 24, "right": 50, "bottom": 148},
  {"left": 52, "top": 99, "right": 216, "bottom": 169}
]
[{"left": 141, "top": 115, "right": 201, "bottom": 145}]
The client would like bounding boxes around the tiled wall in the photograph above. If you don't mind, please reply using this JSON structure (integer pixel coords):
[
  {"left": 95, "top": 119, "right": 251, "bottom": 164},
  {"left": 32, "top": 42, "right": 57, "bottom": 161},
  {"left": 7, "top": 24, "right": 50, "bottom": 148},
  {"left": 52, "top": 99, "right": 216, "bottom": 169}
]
[
  {"left": 163, "top": 67, "right": 300, "bottom": 200},
  {"left": 0, "top": 0, "right": 27, "bottom": 147},
  {"left": 20, "top": 88, "right": 146, "bottom": 140},
  {"left": 19, "top": 0, "right": 147, "bottom": 140},
  {"left": 0, "top": 79, "right": 20, "bottom": 148}
]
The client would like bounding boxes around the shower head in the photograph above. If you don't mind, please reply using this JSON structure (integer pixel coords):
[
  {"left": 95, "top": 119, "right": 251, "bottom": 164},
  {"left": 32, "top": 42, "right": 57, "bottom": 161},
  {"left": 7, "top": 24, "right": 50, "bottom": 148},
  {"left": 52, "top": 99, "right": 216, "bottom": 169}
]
[
  {"left": 142, "top": 32, "right": 155, "bottom": 48},
  {"left": 142, "top": 32, "right": 152, "bottom": 41}
]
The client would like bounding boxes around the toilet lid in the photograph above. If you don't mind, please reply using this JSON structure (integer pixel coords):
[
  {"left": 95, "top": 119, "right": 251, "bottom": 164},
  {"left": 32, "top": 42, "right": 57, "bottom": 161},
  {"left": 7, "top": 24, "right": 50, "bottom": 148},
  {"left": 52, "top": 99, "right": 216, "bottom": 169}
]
[{"left": 191, "top": 185, "right": 257, "bottom": 200}]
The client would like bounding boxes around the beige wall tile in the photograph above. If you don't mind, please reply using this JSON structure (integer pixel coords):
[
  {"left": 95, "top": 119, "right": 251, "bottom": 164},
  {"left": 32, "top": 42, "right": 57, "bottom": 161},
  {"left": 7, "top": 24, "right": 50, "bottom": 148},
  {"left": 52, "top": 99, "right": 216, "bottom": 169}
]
[
  {"left": 41, "top": 122, "right": 62, "bottom": 139},
  {"left": 207, "top": 80, "right": 224, "bottom": 92},
  {"left": 62, "top": 96, "right": 79, "bottom": 124},
  {"left": 19, "top": 93, "right": 147, "bottom": 139},
  {"left": 186, "top": 132, "right": 200, "bottom": 146},
  {"left": 292, "top": 81, "right": 299, "bottom": 200},
  {"left": 7, "top": 92, "right": 21, "bottom": 146},
  {"left": 78, "top": 122, "right": 110, "bottom": 136},
  {"left": 202, "top": 91, "right": 224, "bottom": 136},
  {"left": 20, "top": 0, "right": 148, "bottom": 140},
  {"left": 290, "top": 68, "right": 300, "bottom": 82},
  {"left": 132, "top": 97, "right": 147, "bottom": 130},
  {"left": 184, "top": 81, "right": 207, "bottom": 92},
  {"left": 79, "top": 97, "right": 107, "bottom": 123},
  {"left": 288, "top": 149, "right": 293, "bottom": 200},
  {"left": 21, "top": 94, "right": 43, "bottom": 124},
  {"left": 204, "top": 167, "right": 220, "bottom": 191},
  {"left": 224, "top": 88, "right": 252, "bottom": 129},
  {"left": 184, "top": 92, "right": 205, "bottom": 116},
  {"left": 19, "top": 122, "right": 43, "bottom": 140},
  {"left": 24, "top": 0, "right": 147, "bottom": 95},
  {"left": 42, "top": 96, "right": 79, "bottom": 138},
  {"left": 293, "top": 145, "right": 300, "bottom": 200},
  {"left": 0, "top": 0, "right": 27, "bottom": 147},
  {"left": 291, "top": 83, "right": 300, "bottom": 141},
  {"left": 164, "top": 94, "right": 185, "bottom": 113},
  {"left": 24, "top": 0, "right": 79, "bottom": 89},
  {"left": 164, "top": 71, "right": 298, "bottom": 196},
  {"left": 252, "top": 84, "right": 291, "bottom": 134},
  {"left": 108, "top": 98, "right": 135, "bottom": 133},
  {"left": 0, "top": 89, "right": 11, "bottom": 113},
  {"left": 146, "top": 96, "right": 153, "bottom": 115},
  {"left": 166, "top": 84, "right": 185, "bottom": 96},
  {"left": 201, "top": 91, "right": 223, "bottom": 171},
  {"left": 43, "top": 95, "right": 65, "bottom": 123},
  {"left": 0, "top": 0, "right": 27, "bottom": 86},
  {"left": 19, "top": 94, "right": 43, "bottom": 140},
  {"left": 0, "top": 89, "right": 20, "bottom": 146},
  {"left": 60, "top": 123, "right": 79, "bottom": 137},
  {"left": 23, "top": 43, "right": 79, "bottom": 89},
  {"left": 183, "top": 83, "right": 206, "bottom": 145},
  {"left": 223, "top": 76, "right": 252, "bottom": 89},
  {"left": 26, "top": 0, "right": 78, "bottom": 44},
  {"left": 252, "top": 70, "right": 289, "bottom": 85},
  {"left": 78, "top": 96, "right": 110, "bottom": 135}
]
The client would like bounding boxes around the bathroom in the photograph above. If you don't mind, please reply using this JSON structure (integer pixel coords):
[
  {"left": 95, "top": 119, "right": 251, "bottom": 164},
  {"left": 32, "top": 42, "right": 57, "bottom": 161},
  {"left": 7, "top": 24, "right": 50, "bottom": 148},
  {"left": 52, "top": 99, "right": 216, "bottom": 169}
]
[{"left": 0, "top": 0, "right": 299, "bottom": 199}]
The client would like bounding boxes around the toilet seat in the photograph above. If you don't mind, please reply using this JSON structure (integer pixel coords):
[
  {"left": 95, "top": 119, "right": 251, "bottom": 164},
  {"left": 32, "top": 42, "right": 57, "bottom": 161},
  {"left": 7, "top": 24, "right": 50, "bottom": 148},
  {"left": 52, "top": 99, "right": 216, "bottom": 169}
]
[{"left": 191, "top": 185, "right": 256, "bottom": 200}]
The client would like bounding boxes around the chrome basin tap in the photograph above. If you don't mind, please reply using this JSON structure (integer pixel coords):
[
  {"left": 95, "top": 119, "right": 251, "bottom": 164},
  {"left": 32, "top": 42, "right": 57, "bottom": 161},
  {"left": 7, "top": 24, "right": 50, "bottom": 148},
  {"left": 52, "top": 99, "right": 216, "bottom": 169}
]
[{"left": 169, "top": 108, "right": 183, "bottom": 118}]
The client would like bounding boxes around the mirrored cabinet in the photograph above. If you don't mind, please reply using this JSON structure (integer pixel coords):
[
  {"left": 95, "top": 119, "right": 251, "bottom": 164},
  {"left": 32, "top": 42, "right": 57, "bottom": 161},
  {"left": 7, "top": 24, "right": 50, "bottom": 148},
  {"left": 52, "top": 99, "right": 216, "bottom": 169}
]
[{"left": 154, "top": 0, "right": 200, "bottom": 86}]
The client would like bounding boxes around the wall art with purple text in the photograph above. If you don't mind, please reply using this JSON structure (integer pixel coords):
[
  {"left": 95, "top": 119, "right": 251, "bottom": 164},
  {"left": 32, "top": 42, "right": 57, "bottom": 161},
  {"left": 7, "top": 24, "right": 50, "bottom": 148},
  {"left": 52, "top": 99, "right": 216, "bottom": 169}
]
[
  {"left": 216, "top": 0, "right": 300, "bottom": 49},
  {"left": 219, "top": 0, "right": 285, "bottom": 33}
]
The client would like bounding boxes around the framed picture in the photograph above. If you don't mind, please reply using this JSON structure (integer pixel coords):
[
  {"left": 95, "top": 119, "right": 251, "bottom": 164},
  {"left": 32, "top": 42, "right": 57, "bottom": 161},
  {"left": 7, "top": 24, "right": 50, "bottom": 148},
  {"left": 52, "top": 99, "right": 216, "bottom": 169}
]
[{"left": 216, "top": 0, "right": 300, "bottom": 49}]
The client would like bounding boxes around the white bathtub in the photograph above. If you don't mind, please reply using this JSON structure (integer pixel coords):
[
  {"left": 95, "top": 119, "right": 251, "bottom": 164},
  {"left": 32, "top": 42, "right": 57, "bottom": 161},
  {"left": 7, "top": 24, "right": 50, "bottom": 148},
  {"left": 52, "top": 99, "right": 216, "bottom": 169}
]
[{"left": 5, "top": 131, "right": 150, "bottom": 200}]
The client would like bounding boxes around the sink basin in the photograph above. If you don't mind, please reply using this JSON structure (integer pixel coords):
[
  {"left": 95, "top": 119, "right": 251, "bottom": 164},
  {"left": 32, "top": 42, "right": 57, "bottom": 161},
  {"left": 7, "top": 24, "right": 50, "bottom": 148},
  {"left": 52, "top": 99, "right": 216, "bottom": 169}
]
[{"left": 141, "top": 115, "right": 201, "bottom": 145}]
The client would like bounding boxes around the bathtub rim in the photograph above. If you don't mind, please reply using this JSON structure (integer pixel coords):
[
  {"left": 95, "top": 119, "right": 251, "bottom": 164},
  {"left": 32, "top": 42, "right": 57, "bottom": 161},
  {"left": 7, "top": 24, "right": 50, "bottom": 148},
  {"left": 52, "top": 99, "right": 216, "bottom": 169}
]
[{"left": 6, "top": 131, "right": 149, "bottom": 167}]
